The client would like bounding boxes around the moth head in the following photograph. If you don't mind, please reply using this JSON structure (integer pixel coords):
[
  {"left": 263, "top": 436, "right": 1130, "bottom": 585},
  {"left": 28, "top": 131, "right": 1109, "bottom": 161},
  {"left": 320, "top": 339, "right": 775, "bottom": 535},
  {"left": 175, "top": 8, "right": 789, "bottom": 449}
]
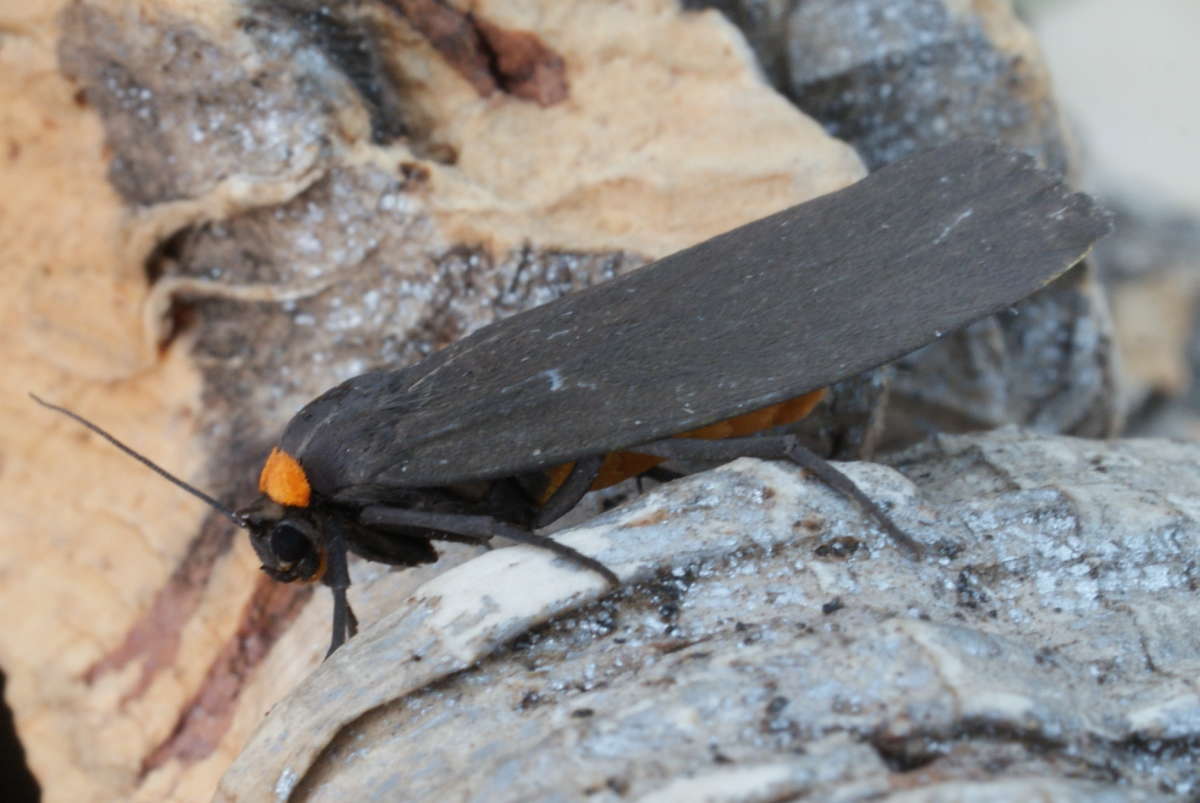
[{"left": 239, "top": 497, "right": 326, "bottom": 583}]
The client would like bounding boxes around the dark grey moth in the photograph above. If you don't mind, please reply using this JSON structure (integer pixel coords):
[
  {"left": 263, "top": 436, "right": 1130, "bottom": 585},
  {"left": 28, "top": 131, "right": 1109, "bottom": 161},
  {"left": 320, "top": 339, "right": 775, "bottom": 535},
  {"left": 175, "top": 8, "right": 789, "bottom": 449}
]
[{"left": 36, "top": 140, "right": 1111, "bottom": 655}]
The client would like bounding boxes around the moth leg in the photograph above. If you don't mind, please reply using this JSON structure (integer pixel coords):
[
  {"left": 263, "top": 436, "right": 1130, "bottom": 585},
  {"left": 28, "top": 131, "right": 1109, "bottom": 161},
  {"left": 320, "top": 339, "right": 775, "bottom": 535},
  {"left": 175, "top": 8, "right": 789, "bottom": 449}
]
[
  {"left": 631, "top": 435, "right": 923, "bottom": 559},
  {"left": 640, "top": 465, "right": 683, "bottom": 485},
  {"left": 782, "top": 443, "right": 924, "bottom": 559},
  {"left": 359, "top": 506, "right": 620, "bottom": 585},
  {"left": 534, "top": 454, "right": 604, "bottom": 529},
  {"left": 323, "top": 525, "right": 357, "bottom": 657}
]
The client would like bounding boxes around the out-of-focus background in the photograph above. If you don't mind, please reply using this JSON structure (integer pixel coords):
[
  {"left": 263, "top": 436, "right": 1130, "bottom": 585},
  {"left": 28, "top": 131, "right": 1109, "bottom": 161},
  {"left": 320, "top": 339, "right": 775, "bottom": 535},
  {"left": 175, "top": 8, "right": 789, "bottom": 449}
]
[
  {"left": 1023, "top": 0, "right": 1200, "bottom": 216},
  {"left": 1023, "top": 0, "right": 1200, "bottom": 439}
]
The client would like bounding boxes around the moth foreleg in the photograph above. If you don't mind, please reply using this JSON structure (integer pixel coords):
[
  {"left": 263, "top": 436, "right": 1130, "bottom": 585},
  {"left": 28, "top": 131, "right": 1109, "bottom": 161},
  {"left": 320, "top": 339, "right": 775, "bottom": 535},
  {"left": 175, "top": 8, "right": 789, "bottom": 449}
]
[{"left": 359, "top": 506, "right": 619, "bottom": 585}]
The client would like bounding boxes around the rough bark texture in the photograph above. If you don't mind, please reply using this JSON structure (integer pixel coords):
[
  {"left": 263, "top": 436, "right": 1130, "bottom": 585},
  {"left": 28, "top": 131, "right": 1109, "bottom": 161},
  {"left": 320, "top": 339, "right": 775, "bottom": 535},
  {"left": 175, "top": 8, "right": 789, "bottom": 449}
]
[
  {"left": 2, "top": 1, "right": 1128, "bottom": 801},
  {"left": 219, "top": 430, "right": 1200, "bottom": 801}
]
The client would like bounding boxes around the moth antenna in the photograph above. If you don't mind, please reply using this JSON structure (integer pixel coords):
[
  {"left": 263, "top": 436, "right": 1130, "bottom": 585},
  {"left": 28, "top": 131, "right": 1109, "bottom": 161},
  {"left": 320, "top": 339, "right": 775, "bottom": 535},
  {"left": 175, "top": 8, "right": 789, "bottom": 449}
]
[{"left": 30, "top": 393, "right": 246, "bottom": 527}]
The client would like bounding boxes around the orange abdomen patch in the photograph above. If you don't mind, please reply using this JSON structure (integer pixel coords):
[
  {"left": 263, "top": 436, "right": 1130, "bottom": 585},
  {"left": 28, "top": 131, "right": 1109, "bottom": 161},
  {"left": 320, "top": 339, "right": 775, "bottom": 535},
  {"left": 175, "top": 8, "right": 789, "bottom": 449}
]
[{"left": 540, "top": 388, "right": 826, "bottom": 502}]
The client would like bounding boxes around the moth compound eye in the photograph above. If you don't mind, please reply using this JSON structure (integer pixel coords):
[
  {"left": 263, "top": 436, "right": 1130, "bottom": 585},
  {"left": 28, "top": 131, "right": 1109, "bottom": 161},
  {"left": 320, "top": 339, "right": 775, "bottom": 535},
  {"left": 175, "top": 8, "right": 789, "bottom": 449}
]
[
  {"left": 270, "top": 522, "right": 313, "bottom": 566},
  {"left": 248, "top": 517, "right": 323, "bottom": 584}
]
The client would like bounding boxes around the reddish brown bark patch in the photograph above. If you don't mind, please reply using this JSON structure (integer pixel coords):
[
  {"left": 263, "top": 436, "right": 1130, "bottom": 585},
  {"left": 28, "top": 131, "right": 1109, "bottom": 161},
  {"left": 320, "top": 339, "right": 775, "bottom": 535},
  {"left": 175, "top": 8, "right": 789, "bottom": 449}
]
[
  {"left": 475, "top": 19, "right": 568, "bottom": 106},
  {"left": 390, "top": 0, "right": 497, "bottom": 96},
  {"left": 388, "top": 0, "right": 568, "bottom": 105},
  {"left": 84, "top": 516, "right": 235, "bottom": 702},
  {"left": 139, "top": 576, "right": 312, "bottom": 776}
]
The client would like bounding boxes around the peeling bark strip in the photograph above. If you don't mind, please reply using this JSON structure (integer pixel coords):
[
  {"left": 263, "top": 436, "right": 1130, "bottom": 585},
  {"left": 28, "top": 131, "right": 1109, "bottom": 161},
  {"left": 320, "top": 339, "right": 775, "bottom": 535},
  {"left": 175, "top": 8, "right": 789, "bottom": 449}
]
[
  {"left": 84, "top": 517, "right": 236, "bottom": 698},
  {"left": 387, "top": 0, "right": 569, "bottom": 105},
  {"left": 140, "top": 577, "right": 312, "bottom": 777}
]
